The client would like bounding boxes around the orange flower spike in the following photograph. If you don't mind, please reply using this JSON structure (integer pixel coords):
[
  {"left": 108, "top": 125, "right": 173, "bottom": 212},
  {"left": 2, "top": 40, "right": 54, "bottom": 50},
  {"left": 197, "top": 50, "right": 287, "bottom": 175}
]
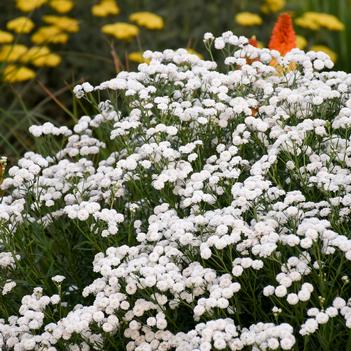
[
  {"left": 268, "top": 13, "right": 296, "bottom": 55},
  {"left": 248, "top": 35, "right": 258, "bottom": 48}
]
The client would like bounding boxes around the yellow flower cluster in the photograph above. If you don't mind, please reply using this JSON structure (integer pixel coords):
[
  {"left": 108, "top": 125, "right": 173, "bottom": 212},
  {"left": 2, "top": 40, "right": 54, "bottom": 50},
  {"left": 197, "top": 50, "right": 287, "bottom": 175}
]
[
  {"left": 42, "top": 15, "right": 79, "bottom": 33},
  {"left": 32, "top": 26, "right": 69, "bottom": 44},
  {"left": 21, "top": 46, "right": 61, "bottom": 67},
  {"left": 16, "top": 0, "right": 47, "bottom": 12},
  {"left": 102, "top": 23, "right": 139, "bottom": 41},
  {"left": 30, "top": 15, "right": 79, "bottom": 45},
  {"left": 0, "top": 30, "right": 14, "bottom": 44},
  {"left": 295, "top": 12, "right": 345, "bottom": 31},
  {"left": 0, "top": 44, "right": 28, "bottom": 62},
  {"left": 3, "top": 65, "right": 36, "bottom": 83},
  {"left": 235, "top": 12, "right": 263, "bottom": 26},
  {"left": 49, "top": 0, "right": 74, "bottom": 14},
  {"left": 129, "top": 12, "right": 164, "bottom": 30},
  {"left": 92, "top": 0, "right": 120, "bottom": 17},
  {"left": 0, "top": 44, "right": 60, "bottom": 67},
  {"left": 7, "top": 17, "right": 35, "bottom": 34},
  {"left": 261, "top": 0, "right": 285, "bottom": 14}
]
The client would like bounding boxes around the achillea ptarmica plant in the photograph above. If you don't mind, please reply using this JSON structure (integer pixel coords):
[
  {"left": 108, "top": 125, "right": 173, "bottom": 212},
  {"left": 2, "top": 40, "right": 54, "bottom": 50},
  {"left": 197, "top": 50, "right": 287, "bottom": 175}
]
[{"left": 1, "top": 30, "right": 351, "bottom": 350}]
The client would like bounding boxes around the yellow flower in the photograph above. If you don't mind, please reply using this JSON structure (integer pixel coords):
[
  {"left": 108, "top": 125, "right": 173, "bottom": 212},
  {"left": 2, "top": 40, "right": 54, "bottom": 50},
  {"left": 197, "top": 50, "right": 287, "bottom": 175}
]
[
  {"left": 16, "top": 0, "right": 47, "bottom": 12},
  {"left": 261, "top": 0, "right": 285, "bottom": 14},
  {"left": 42, "top": 15, "right": 79, "bottom": 33},
  {"left": 235, "top": 12, "right": 263, "bottom": 26},
  {"left": 0, "top": 30, "right": 14, "bottom": 44},
  {"left": 101, "top": 22, "right": 139, "bottom": 40},
  {"left": 186, "top": 48, "right": 204, "bottom": 59},
  {"left": 3, "top": 64, "right": 35, "bottom": 83},
  {"left": 32, "top": 26, "right": 69, "bottom": 44},
  {"left": 129, "top": 12, "right": 164, "bottom": 30},
  {"left": 49, "top": 0, "right": 74, "bottom": 13},
  {"left": 296, "top": 35, "right": 307, "bottom": 50},
  {"left": 92, "top": 0, "right": 120, "bottom": 17},
  {"left": 128, "top": 51, "right": 150, "bottom": 64},
  {"left": 20, "top": 46, "right": 61, "bottom": 67},
  {"left": 310, "top": 45, "right": 337, "bottom": 63},
  {"left": 295, "top": 12, "right": 344, "bottom": 31},
  {"left": 0, "top": 44, "right": 28, "bottom": 62},
  {"left": 7, "top": 17, "right": 35, "bottom": 34}
]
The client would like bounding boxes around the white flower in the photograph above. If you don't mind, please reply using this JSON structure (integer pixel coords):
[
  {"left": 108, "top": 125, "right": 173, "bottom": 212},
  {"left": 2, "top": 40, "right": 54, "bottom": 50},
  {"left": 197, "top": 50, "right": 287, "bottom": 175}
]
[
  {"left": 316, "top": 312, "right": 329, "bottom": 324},
  {"left": 287, "top": 293, "right": 299, "bottom": 305},
  {"left": 51, "top": 275, "right": 65, "bottom": 284},
  {"left": 275, "top": 285, "right": 287, "bottom": 298},
  {"left": 333, "top": 297, "right": 346, "bottom": 309},
  {"left": 214, "top": 38, "right": 225, "bottom": 50},
  {"left": 263, "top": 285, "right": 275, "bottom": 296}
]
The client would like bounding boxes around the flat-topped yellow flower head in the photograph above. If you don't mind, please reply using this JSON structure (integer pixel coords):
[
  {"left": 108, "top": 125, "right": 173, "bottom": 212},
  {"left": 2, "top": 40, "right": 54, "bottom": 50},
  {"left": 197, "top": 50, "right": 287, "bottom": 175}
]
[
  {"left": 92, "top": 0, "right": 120, "bottom": 17},
  {"left": 49, "top": 0, "right": 74, "bottom": 13},
  {"left": 0, "top": 44, "right": 28, "bottom": 62},
  {"left": 32, "top": 26, "right": 69, "bottom": 44},
  {"left": 7, "top": 17, "right": 35, "bottom": 34},
  {"left": 0, "top": 30, "right": 14, "bottom": 44},
  {"left": 20, "top": 46, "right": 61, "bottom": 67},
  {"left": 235, "top": 12, "right": 263, "bottom": 26},
  {"left": 42, "top": 15, "right": 79, "bottom": 33},
  {"left": 102, "top": 22, "right": 139, "bottom": 40},
  {"left": 3, "top": 64, "right": 36, "bottom": 83},
  {"left": 16, "top": 0, "right": 47, "bottom": 12},
  {"left": 261, "top": 0, "right": 285, "bottom": 14},
  {"left": 295, "top": 12, "right": 344, "bottom": 31},
  {"left": 129, "top": 12, "right": 164, "bottom": 30}
]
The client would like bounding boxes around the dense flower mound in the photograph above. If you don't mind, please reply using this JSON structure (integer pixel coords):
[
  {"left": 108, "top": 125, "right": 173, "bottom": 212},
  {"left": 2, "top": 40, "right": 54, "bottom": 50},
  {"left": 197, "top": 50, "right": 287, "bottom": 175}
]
[{"left": 1, "top": 31, "right": 351, "bottom": 350}]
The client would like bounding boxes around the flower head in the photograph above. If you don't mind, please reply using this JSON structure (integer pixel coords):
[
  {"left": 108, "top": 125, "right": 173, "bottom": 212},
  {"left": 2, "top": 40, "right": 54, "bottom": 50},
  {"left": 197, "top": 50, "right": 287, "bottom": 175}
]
[
  {"left": 129, "top": 12, "right": 164, "bottom": 30},
  {"left": 261, "top": 0, "right": 285, "bottom": 13},
  {"left": 32, "top": 26, "right": 69, "bottom": 44},
  {"left": 0, "top": 44, "right": 28, "bottom": 62},
  {"left": 16, "top": 0, "right": 47, "bottom": 12},
  {"left": 101, "top": 22, "right": 139, "bottom": 40},
  {"left": 268, "top": 13, "right": 296, "bottom": 55},
  {"left": 248, "top": 35, "right": 258, "bottom": 47},
  {"left": 20, "top": 46, "right": 61, "bottom": 67},
  {"left": 3, "top": 64, "right": 35, "bottom": 83},
  {"left": 295, "top": 12, "right": 344, "bottom": 31},
  {"left": 0, "top": 30, "right": 14, "bottom": 44},
  {"left": 92, "top": 0, "right": 120, "bottom": 17},
  {"left": 49, "top": 0, "right": 74, "bottom": 13},
  {"left": 42, "top": 15, "right": 79, "bottom": 33},
  {"left": 235, "top": 12, "right": 262, "bottom": 26},
  {"left": 7, "top": 17, "right": 35, "bottom": 34}
]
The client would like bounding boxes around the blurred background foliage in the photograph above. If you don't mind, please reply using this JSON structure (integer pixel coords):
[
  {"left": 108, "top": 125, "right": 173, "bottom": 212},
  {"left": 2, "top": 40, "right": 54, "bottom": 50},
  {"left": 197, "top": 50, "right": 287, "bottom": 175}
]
[{"left": 0, "top": 0, "right": 350, "bottom": 163}]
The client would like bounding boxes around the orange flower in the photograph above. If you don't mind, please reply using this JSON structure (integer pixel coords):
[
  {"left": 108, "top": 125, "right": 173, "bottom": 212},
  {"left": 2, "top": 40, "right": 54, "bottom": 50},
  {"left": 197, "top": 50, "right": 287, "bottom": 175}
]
[
  {"left": 248, "top": 35, "right": 258, "bottom": 47},
  {"left": 268, "top": 13, "right": 296, "bottom": 55}
]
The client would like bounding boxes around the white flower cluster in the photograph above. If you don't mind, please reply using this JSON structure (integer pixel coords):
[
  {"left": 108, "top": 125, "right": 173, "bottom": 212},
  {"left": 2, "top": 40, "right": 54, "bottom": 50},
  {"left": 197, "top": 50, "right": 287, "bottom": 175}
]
[{"left": 1, "top": 31, "right": 351, "bottom": 350}]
